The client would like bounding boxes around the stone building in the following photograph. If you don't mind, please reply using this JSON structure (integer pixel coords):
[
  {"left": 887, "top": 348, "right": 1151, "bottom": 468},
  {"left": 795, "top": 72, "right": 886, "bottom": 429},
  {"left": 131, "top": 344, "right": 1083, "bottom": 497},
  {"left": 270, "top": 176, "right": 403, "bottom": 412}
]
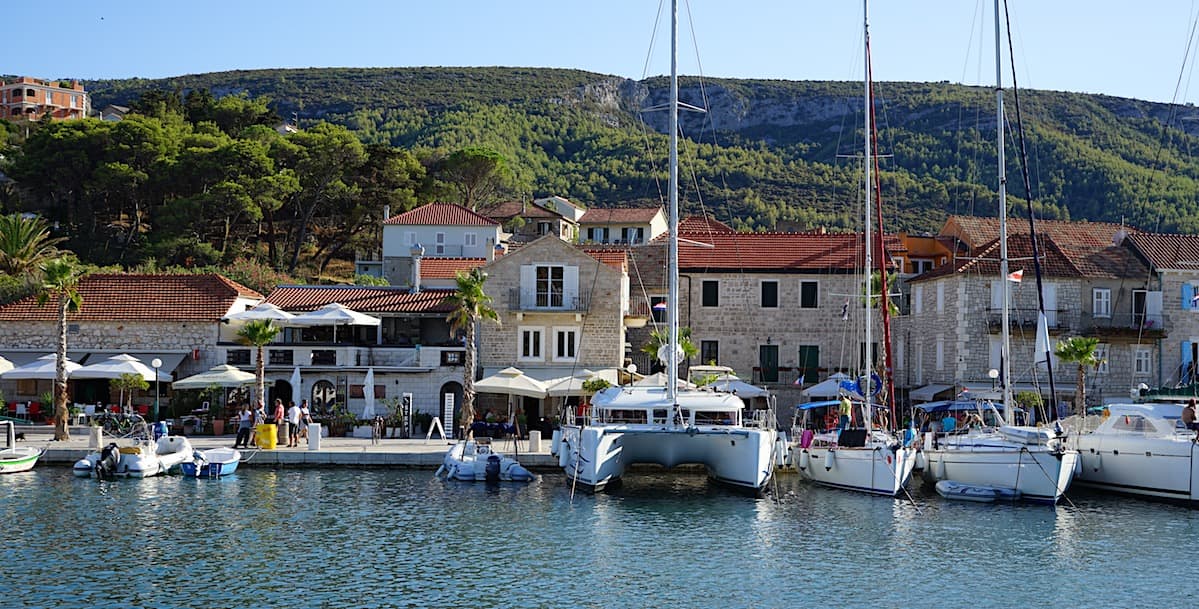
[{"left": 1124, "top": 232, "right": 1199, "bottom": 391}]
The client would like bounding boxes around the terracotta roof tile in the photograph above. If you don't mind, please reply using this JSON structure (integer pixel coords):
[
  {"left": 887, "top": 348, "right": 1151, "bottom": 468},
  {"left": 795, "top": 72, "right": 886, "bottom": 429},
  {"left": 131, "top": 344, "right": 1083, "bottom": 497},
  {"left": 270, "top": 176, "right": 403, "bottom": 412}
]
[
  {"left": 675, "top": 232, "right": 890, "bottom": 272},
  {"left": 1126, "top": 232, "right": 1199, "bottom": 269},
  {"left": 479, "top": 200, "right": 563, "bottom": 220},
  {"left": 0, "top": 273, "right": 262, "bottom": 321},
  {"left": 264, "top": 286, "right": 455, "bottom": 314},
  {"left": 678, "top": 215, "right": 737, "bottom": 234},
  {"left": 913, "top": 233, "right": 1142, "bottom": 282},
  {"left": 945, "top": 215, "right": 1137, "bottom": 250},
  {"left": 579, "top": 206, "right": 663, "bottom": 224},
  {"left": 580, "top": 247, "right": 628, "bottom": 270},
  {"left": 419, "top": 258, "right": 487, "bottom": 280},
  {"left": 383, "top": 202, "right": 500, "bottom": 227}
]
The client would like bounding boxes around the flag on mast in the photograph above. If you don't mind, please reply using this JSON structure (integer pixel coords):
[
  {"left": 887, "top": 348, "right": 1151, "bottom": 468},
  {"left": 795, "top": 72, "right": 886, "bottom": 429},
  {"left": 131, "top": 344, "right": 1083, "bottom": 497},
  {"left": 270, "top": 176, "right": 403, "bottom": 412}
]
[
  {"left": 1007, "top": 269, "right": 1024, "bottom": 283},
  {"left": 1034, "top": 312, "right": 1052, "bottom": 366}
]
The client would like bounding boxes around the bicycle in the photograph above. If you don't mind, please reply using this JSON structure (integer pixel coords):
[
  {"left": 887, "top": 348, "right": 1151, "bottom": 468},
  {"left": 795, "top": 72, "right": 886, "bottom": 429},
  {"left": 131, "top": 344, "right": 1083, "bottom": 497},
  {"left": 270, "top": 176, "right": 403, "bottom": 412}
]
[
  {"left": 94, "top": 412, "right": 146, "bottom": 437},
  {"left": 371, "top": 415, "right": 385, "bottom": 445}
]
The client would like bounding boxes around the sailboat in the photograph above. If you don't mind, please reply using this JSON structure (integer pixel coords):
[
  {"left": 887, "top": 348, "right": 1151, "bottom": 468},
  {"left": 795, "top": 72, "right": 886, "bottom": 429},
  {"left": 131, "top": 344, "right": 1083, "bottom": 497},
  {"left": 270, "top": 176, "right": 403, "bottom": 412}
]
[
  {"left": 555, "top": 0, "right": 779, "bottom": 494},
  {"left": 920, "top": 0, "right": 1078, "bottom": 504},
  {"left": 790, "top": 0, "right": 917, "bottom": 497}
]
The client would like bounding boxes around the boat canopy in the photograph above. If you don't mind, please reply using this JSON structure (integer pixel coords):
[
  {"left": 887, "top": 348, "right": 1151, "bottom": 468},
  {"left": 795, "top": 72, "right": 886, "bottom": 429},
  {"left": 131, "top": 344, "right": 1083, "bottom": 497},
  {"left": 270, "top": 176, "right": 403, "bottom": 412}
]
[{"left": 916, "top": 400, "right": 1023, "bottom": 414}]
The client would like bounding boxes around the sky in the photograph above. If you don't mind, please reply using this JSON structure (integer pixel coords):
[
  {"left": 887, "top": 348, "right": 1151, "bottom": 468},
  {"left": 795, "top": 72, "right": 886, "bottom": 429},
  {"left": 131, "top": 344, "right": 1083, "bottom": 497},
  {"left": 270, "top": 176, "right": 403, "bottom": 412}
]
[{"left": 9, "top": 0, "right": 1199, "bottom": 104}]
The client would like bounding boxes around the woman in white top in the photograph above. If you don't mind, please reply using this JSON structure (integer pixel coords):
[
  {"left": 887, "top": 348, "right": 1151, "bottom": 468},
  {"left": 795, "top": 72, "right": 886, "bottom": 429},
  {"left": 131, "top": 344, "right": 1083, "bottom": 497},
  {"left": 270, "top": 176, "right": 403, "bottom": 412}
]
[{"left": 286, "top": 401, "right": 302, "bottom": 447}]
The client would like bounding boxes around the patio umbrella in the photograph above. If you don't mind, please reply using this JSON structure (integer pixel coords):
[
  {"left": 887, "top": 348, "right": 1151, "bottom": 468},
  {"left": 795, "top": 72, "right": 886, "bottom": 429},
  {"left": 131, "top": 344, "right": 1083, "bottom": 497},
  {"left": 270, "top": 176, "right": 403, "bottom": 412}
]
[
  {"left": 222, "top": 302, "right": 297, "bottom": 323},
  {"left": 289, "top": 303, "right": 381, "bottom": 342},
  {"left": 476, "top": 367, "right": 549, "bottom": 398},
  {"left": 173, "top": 365, "right": 256, "bottom": 389},
  {"left": 72, "top": 353, "right": 171, "bottom": 383},
  {"left": 544, "top": 370, "right": 599, "bottom": 397},
  {"left": 0, "top": 355, "right": 13, "bottom": 374},
  {"left": 0, "top": 354, "right": 81, "bottom": 380},
  {"left": 802, "top": 372, "right": 855, "bottom": 398},
  {"left": 361, "top": 367, "right": 376, "bottom": 420},
  {"left": 290, "top": 366, "right": 302, "bottom": 403},
  {"left": 631, "top": 371, "right": 695, "bottom": 389},
  {"left": 710, "top": 374, "right": 769, "bottom": 398}
]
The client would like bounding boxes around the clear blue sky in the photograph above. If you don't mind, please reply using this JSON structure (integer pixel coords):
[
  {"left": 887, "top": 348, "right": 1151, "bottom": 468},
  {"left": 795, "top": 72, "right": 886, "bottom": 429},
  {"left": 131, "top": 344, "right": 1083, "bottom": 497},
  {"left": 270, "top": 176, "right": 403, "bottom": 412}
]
[{"left": 9, "top": 0, "right": 1199, "bottom": 103}]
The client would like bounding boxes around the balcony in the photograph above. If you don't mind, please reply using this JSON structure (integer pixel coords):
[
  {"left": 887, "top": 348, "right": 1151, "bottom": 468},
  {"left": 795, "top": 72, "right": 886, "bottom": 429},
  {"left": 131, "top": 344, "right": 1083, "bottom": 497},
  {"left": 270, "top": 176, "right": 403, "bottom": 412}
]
[
  {"left": 218, "top": 344, "right": 467, "bottom": 369},
  {"left": 1080, "top": 312, "right": 1166, "bottom": 338},
  {"left": 984, "top": 307, "right": 1064, "bottom": 333},
  {"left": 508, "top": 288, "right": 590, "bottom": 312}
]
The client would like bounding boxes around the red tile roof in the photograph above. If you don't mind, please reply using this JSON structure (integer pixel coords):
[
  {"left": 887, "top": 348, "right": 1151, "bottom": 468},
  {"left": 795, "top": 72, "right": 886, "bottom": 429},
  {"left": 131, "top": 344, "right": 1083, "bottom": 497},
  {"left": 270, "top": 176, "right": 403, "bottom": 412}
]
[
  {"left": 678, "top": 215, "right": 737, "bottom": 235},
  {"left": 673, "top": 232, "right": 895, "bottom": 272},
  {"left": 915, "top": 233, "right": 1147, "bottom": 281},
  {"left": 580, "top": 248, "right": 628, "bottom": 270},
  {"left": 579, "top": 206, "right": 663, "bottom": 224},
  {"left": 264, "top": 286, "right": 455, "bottom": 314},
  {"left": 1126, "top": 232, "right": 1199, "bottom": 270},
  {"left": 479, "top": 200, "right": 564, "bottom": 220},
  {"left": 383, "top": 202, "right": 500, "bottom": 227},
  {"left": 0, "top": 274, "right": 262, "bottom": 321},
  {"left": 944, "top": 215, "right": 1137, "bottom": 250},
  {"left": 420, "top": 258, "right": 487, "bottom": 279}
]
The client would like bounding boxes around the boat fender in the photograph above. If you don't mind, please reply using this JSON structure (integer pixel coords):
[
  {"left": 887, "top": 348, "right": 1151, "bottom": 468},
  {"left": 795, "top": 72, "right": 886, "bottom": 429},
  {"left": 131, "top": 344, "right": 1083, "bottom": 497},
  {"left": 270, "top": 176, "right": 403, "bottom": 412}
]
[
  {"left": 914, "top": 450, "right": 926, "bottom": 471},
  {"left": 933, "top": 454, "right": 946, "bottom": 479},
  {"left": 434, "top": 465, "right": 445, "bottom": 478},
  {"left": 798, "top": 449, "right": 810, "bottom": 471},
  {"left": 824, "top": 450, "right": 835, "bottom": 471},
  {"left": 558, "top": 440, "right": 570, "bottom": 468},
  {"left": 1087, "top": 452, "right": 1097, "bottom": 474}
]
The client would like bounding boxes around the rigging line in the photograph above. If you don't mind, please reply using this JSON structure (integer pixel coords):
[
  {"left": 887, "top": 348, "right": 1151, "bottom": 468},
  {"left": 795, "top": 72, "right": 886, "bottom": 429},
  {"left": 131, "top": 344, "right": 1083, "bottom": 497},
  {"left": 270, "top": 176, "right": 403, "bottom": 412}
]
[
  {"left": 867, "top": 45, "right": 896, "bottom": 425},
  {"left": 1003, "top": 0, "right": 1059, "bottom": 418}
]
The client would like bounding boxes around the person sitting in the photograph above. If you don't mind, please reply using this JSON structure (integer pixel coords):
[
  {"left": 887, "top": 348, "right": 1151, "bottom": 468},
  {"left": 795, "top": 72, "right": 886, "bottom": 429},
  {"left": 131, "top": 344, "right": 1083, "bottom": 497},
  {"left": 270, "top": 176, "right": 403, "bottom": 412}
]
[
  {"left": 1183, "top": 398, "right": 1199, "bottom": 442},
  {"left": 941, "top": 415, "right": 957, "bottom": 433}
]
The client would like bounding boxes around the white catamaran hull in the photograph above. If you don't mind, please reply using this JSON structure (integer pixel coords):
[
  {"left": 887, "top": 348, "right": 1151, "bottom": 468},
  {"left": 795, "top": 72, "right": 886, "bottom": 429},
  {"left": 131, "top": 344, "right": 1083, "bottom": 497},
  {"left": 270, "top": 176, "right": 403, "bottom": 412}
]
[
  {"left": 560, "top": 424, "right": 777, "bottom": 493},
  {"left": 923, "top": 436, "right": 1078, "bottom": 504},
  {"left": 797, "top": 444, "right": 917, "bottom": 496}
]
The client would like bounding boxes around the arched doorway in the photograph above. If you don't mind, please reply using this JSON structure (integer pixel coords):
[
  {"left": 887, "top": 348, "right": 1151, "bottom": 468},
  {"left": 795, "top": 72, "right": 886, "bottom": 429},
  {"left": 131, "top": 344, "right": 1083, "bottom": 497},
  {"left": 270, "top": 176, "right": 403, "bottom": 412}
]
[
  {"left": 439, "top": 381, "right": 463, "bottom": 439},
  {"left": 311, "top": 380, "right": 336, "bottom": 416},
  {"left": 268, "top": 379, "right": 294, "bottom": 408}
]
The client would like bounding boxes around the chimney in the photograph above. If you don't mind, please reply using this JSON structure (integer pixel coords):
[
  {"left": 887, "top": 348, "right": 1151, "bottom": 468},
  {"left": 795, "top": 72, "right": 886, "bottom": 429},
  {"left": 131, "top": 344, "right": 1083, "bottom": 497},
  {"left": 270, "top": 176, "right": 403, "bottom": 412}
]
[
  {"left": 485, "top": 238, "right": 496, "bottom": 262},
  {"left": 409, "top": 244, "right": 424, "bottom": 294},
  {"left": 383, "top": 205, "right": 391, "bottom": 223}
]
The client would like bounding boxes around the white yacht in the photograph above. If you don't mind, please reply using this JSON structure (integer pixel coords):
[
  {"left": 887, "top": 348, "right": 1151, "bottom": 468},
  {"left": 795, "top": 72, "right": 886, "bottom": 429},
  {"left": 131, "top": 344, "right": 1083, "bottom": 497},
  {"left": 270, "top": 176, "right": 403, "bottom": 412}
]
[
  {"left": 1068, "top": 402, "right": 1199, "bottom": 505},
  {"left": 555, "top": 0, "right": 778, "bottom": 494}
]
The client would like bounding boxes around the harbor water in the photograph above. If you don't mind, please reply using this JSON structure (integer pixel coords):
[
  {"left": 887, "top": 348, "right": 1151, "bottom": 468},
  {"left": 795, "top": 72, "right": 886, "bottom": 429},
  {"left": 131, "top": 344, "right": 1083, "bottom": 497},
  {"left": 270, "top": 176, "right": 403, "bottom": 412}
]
[{"left": 3, "top": 468, "right": 1197, "bottom": 609}]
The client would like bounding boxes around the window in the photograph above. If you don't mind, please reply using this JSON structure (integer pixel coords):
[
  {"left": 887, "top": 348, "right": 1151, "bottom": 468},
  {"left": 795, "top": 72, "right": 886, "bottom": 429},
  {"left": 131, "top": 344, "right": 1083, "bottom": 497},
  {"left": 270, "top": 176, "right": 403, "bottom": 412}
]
[
  {"left": 701, "top": 340, "right": 719, "bottom": 366},
  {"left": 536, "top": 266, "right": 565, "bottom": 307},
  {"left": 761, "top": 280, "right": 779, "bottom": 308},
  {"left": 800, "top": 281, "right": 818, "bottom": 309},
  {"left": 936, "top": 283, "right": 944, "bottom": 313},
  {"left": 935, "top": 336, "right": 944, "bottom": 371},
  {"left": 798, "top": 345, "right": 819, "bottom": 381},
  {"left": 537, "top": 222, "right": 551, "bottom": 236},
  {"left": 405, "top": 231, "right": 416, "bottom": 246},
  {"left": 226, "top": 349, "right": 251, "bottom": 366},
  {"left": 913, "top": 259, "right": 933, "bottom": 274},
  {"left": 588, "top": 227, "right": 609, "bottom": 243},
  {"left": 650, "top": 296, "right": 667, "bottom": 323},
  {"left": 435, "top": 232, "right": 446, "bottom": 255},
  {"left": 1134, "top": 347, "right": 1151, "bottom": 376},
  {"left": 1133, "top": 289, "right": 1147, "bottom": 324},
  {"left": 1093, "top": 288, "right": 1112, "bottom": 318},
  {"left": 759, "top": 345, "right": 779, "bottom": 383},
  {"left": 621, "top": 227, "right": 644, "bottom": 244},
  {"left": 913, "top": 286, "right": 923, "bottom": 315},
  {"left": 702, "top": 280, "right": 719, "bottom": 307},
  {"left": 310, "top": 350, "right": 336, "bottom": 365},
  {"left": 268, "top": 349, "right": 294, "bottom": 366},
  {"left": 464, "top": 232, "right": 477, "bottom": 247},
  {"left": 1094, "top": 343, "right": 1109, "bottom": 374},
  {"left": 441, "top": 351, "right": 464, "bottom": 366},
  {"left": 519, "top": 327, "right": 543, "bottom": 360},
  {"left": 1112, "top": 414, "right": 1156, "bottom": 434},
  {"left": 553, "top": 327, "right": 579, "bottom": 361}
]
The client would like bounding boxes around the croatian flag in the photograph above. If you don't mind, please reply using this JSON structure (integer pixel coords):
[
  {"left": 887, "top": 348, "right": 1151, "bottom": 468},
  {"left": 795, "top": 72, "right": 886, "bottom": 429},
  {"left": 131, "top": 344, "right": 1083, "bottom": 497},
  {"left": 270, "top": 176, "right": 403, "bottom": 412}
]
[
  {"left": 841, "top": 299, "right": 850, "bottom": 321},
  {"left": 1007, "top": 269, "right": 1024, "bottom": 283},
  {"left": 794, "top": 375, "right": 805, "bottom": 386},
  {"left": 652, "top": 301, "right": 668, "bottom": 311},
  {"left": 1191, "top": 293, "right": 1199, "bottom": 305}
]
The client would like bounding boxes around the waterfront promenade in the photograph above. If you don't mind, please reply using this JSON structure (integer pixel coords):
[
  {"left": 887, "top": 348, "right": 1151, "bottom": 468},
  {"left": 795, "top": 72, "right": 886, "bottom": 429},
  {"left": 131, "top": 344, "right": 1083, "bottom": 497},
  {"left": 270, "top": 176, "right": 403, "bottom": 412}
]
[{"left": 16, "top": 424, "right": 561, "bottom": 469}]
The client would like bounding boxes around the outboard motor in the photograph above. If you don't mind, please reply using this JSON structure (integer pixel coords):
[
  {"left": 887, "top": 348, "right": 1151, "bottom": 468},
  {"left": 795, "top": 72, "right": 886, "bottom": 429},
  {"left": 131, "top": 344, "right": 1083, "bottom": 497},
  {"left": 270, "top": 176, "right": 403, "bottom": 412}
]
[
  {"left": 96, "top": 443, "right": 121, "bottom": 479},
  {"left": 153, "top": 422, "right": 168, "bottom": 441},
  {"left": 484, "top": 454, "right": 502, "bottom": 484}
]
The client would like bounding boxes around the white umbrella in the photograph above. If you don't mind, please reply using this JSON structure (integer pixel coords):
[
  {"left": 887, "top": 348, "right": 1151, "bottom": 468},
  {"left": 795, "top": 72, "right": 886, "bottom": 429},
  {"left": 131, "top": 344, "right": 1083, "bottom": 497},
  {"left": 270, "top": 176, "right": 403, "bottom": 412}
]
[
  {"left": 475, "top": 367, "right": 548, "bottom": 398},
  {"left": 710, "top": 375, "right": 769, "bottom": 398},
  {"left": 802, "top": 372, "right": 865, "bottom": 399},
  {"left": 0, "top": 354, "right": 81, "bottom": 380},
  {"left": 173, "top": 364, "right": 256, "bottom": 389},
  {"left": 0, "top": 355, "right": 13, "bottom": 374},
  {"left": 544, "top": 369, "right": 599, "bottom": 397},
  {"left": 290, "top": 366, "right": 302, "bottom": 403},
  {"left": 631, "top": 371, "right": 695, "bottom": 389},
  {"left": 72, "top": 353, "right": 171, "bottom": 383},
  {"left": 290, "top": 303, "right": 381, "bottom": 342},
  {"left": 223, "top": 302, "right": 297, "bottom": 323},
  {"left": 361, "top": 367, "right": 376, "bottom": 420}
]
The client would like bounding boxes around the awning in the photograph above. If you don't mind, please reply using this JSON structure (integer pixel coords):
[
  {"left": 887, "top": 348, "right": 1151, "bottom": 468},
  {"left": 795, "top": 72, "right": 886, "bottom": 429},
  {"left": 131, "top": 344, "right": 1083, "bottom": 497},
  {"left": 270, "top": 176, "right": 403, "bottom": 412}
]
[
  {"left": 909, "top": 384, "right": 953, "bottom": 402},
  {"left": 85, "top": 352, "right": 188, "bottom": 376},
  {"left": 0, "top": 350, "right": 90, "bottom": 367}
]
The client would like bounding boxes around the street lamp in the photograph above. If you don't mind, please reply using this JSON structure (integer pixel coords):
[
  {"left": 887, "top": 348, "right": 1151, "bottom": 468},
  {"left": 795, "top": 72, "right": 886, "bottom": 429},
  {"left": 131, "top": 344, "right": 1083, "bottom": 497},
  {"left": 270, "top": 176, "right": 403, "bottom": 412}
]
[
  {"left": 988, "top": 368, "right": 999, "bottom": 390},
  {"left": 151, "top": 358, "right": 162, "bottom": 422}
]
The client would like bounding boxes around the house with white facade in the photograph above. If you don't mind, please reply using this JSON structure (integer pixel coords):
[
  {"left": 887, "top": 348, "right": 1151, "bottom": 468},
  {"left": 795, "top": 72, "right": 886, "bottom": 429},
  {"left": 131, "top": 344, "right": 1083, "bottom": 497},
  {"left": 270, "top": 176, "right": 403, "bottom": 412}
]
[
  {"left": 578, "top": 206, "right": 667, "bottom": 245},
  {"left": 377, "top": 202, "right": 503, "bottom": 288}
]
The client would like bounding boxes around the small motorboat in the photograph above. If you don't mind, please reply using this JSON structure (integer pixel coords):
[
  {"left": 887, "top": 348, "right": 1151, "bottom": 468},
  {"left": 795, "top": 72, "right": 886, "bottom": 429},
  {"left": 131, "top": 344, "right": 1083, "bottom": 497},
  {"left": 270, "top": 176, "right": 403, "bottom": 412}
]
[
  {"left": 179, "top": 447, "right": 241, "bottom": 478},
  {"left": 74, "top": 427, "right": 193, "bottom": 479},
  {"left": 935, "top": 479, "right": 1021, "bottom": 503},
  {"left": 436, "top": 438, "right": 536, "bottom": 483},
  {"left": 0, "top": 421, "right": 42, "bottom": 474}
]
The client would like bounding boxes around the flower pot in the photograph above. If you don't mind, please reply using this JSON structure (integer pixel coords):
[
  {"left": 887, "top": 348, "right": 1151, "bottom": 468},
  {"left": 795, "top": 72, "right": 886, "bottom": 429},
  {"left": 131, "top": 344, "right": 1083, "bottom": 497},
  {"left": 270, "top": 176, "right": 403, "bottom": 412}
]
[{"left": 212, "top": 418, "right": 225, "bottom": 436}]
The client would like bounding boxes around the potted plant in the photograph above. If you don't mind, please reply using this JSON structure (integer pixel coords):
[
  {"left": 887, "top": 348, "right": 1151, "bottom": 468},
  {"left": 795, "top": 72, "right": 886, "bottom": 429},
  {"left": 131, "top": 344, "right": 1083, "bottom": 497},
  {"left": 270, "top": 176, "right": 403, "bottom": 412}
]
[
  {"left": 39, "top": 390, "right": 54, "bottom": 423},
  {"left": 412, "top": 411, "right": 434, "bottom": 436}
]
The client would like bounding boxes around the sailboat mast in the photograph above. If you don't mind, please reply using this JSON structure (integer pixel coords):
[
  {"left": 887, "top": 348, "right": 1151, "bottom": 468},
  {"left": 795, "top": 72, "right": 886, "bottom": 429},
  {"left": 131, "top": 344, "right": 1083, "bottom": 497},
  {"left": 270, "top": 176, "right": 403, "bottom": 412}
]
[
  {"left": 995, "top": 0, "right": 1014, "bottom": 422},
  {"left": 863, "top": 0, "right": 873, "bottom": 407},
  {"left": 667, "top": 0, "right": 680, "bottom": 404}
]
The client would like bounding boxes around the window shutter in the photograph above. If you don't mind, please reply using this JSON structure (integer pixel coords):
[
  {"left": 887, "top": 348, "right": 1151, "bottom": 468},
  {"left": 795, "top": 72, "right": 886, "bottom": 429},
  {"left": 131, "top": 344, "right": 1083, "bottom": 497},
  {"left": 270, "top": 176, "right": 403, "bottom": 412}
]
[
  {"left": 1183, "top": 284, "right": 1194, "bottom": 311},
  {"left": 1183, "top": 341, "right": 1193, "bottom": 366},
  {"left": 563, "top": 265, "right": 579, "bottom": 307},
  {"left": 520, "top": 265, "right": 535, "bottom": 308}
]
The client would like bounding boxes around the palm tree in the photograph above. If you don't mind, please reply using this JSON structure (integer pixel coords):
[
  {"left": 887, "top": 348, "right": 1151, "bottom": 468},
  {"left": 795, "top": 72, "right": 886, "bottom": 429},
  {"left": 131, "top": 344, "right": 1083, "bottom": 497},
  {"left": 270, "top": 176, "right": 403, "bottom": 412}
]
[
  {"left": 640, "top": 326, "right": 699, "bottom": 376},
  {"left": 36, "top": 257, "right": 83, "bottom": 441},
  {"left": 445, "top": 268, "right": 499, "bottom": 438},
  {"left": 0, "top": 213, "right": 63, "bottom": 276},
  {"left": 1054, "top": 336, "right": 1103, "bottom": 416},
  {"left": 237, "top": 319, "right": 282, "bottom": 407}
]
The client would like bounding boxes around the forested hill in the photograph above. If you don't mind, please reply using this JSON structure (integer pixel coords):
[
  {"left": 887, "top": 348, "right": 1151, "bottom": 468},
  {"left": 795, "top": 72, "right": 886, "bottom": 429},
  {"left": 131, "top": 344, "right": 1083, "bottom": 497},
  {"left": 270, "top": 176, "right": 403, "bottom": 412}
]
[{"left": 81, "top": 67, "right": 1199, "bottom": 234}]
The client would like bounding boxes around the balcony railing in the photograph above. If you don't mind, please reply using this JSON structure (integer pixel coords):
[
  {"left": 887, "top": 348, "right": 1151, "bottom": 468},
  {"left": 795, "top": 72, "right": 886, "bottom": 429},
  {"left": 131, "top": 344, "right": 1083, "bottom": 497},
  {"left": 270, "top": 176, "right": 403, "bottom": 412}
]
[
  {"left": 1080, "top": 312, "right": 1165, "bottom": 336},
  {"left": 508, "top": 288, "right": 590, "bottom": 312},
  {"left": 984, "top": 307, "right": 1064, "bottom": 333}
]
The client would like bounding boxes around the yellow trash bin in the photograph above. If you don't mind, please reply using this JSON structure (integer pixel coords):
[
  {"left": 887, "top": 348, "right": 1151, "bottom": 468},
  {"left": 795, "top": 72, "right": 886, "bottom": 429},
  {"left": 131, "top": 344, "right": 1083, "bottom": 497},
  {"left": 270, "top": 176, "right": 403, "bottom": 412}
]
[{"left": 256, "top": 424, "right": 278, "bottom": 449}]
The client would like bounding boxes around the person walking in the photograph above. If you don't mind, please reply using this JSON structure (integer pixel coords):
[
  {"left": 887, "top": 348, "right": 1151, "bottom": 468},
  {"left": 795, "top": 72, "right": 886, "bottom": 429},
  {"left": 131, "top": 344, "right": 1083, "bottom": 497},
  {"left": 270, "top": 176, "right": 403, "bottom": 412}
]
[
  {"left": 286, "top": 400, "right": 302, "bottom": 447},
  {"left": 273, "top": 399, "right": 287, "bottom": 447},
  {"left": 299, "top": 399, "right": 312, "bottom": 440},
  {"left": 234, "top": 405, "right": 253, "bottom": 448}
]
